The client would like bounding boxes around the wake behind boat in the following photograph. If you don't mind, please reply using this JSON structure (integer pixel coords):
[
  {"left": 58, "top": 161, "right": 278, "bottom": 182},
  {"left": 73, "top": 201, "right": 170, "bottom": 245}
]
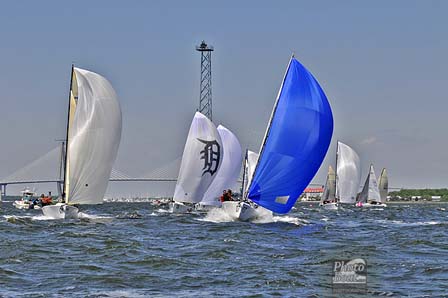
[{"left": 42, "top": 66, "right": 122, "bottom": 219}]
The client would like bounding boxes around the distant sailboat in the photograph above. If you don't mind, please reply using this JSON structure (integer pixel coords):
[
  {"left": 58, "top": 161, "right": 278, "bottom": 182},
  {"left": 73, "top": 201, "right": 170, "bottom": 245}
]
[
  {"left": 378, "top": 168, "right": 388, "bottom": 203},
  {"left": 223, "top": 56, "right": 334, "bottom": 221},
  {"left": 197, "top": 125, "right": 242, "bottom": 209},
  {"left": 356, "top": 164, "right": 386, "bottom": 207},
  {"left": 171, "top": 112, "right": 223, "bottom": 213},
  {"left": 319, "top": 166, "right": 338, "bottom": 210},
  {"left": 42, "top": 66, "right": 122, "bottom": 219}
]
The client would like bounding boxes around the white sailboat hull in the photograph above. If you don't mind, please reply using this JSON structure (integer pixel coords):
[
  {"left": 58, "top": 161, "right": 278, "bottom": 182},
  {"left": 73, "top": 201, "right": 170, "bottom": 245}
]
[
  {"left": 319, "top": 202, "right": 339, "bottom": 210},
  {"left": 222, "top": 201, "right": 271, "bottom": 221},
  {"left": 169, "top": 202, "right": 194, "bottom": 213},
  {"left": 194, "top": 203, "right": 217, "bottom": 212},
  {"left": 13, "top": 200, "right": 41, "bottom": 210},
  {"left": 355, "top": 202, "right": 387, "bottom": 208},
  {"left": 42, "top": 203, "right": 79, "bottom": 219}
]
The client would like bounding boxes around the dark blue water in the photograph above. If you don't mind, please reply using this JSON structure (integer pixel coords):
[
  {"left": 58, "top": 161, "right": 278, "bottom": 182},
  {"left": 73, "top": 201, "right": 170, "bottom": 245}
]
[{"left": 1, "top": 200, "right": 447, "bottom": 297}]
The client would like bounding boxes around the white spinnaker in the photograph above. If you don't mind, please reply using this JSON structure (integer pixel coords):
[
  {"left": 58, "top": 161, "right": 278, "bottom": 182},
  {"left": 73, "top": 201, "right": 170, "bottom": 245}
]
[
  {"left": 201, "top": 125, "right": 242, "bottom": 206},
  {"left": 378, "top": 168, "right": 388, "bottom": 203},
  {"left": 173, "top": 112, "right": 223, "bottom": 203},
  {"left": 357, "top": 164, "right": 381, "bottom": 203},
  {"left": 336, "top": 141, "right": 362, "bottom": 203},
  {"left": 321, "top": 166, "right": 336, "bottom": 203},
  {"left": 67, "top": 67, "right": 122, "bottom": 205},
  {"left": 244, "top": 150, "right": 259, "bottom": 194}
]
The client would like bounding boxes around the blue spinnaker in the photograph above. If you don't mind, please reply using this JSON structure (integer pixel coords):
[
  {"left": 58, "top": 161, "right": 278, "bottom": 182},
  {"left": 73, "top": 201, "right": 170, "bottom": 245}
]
[{"left": 247, "top": 57, "right": 333, "bottom": 213}]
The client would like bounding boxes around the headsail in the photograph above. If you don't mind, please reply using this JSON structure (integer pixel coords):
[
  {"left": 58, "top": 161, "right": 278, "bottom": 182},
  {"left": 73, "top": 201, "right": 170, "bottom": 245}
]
[
  {"left": 321, "top": 166, "right": 336, "bottom": 203},
  {"left": 336, "top": 141, "right": 362, "bottom": 204},
  {"left": 173, "top": 112, "right": 223, "bottom": 203},
  {"left": 65, "top": 67, "right": 122, "bottom": 205},
  {"left": 357, "top": 164, "right": 381, "bottom": 203},
  {"left": 247, "top": 57, "right": 334, "bottom": 213},
  {"left": 201, "top": 125, "right": 242, "bottom": 206},
  {"left": 378, "top": 168, "right": 388, "bottom": 203}
]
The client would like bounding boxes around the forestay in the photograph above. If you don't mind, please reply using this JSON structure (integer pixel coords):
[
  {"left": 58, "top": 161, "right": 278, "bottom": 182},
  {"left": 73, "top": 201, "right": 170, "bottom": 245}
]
[
  {"left": 336, "top": 141, "right": 362, "bottom": 204},
  {"left": 247, "top": 57, "right": 334, "bottom": 213},
  {"left": 321, "top": 166, "right": 336, "bottom": 203},
  {"left": 201, "top": 125, "right": 242, "bottom": 206},
  {"left": 357, "top": 164, "right": 381, "bottom": 203},
  {"left": 66, "top": 67, "right": 122, "bottom": 205},
  {"left": 174, "top": 112, "right": 223, "bottom": 203}
]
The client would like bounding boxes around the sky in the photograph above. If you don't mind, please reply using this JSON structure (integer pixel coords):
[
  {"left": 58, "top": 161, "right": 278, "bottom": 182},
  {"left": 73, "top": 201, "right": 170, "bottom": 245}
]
[{"left": 0, "top": 0, "right": 447, "bottom": 196}]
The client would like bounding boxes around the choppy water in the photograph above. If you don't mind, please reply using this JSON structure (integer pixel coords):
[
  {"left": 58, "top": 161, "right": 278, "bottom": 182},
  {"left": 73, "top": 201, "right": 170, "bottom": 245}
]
[{"left": 1, "top": 200, "right": 447, "bottom": 297}]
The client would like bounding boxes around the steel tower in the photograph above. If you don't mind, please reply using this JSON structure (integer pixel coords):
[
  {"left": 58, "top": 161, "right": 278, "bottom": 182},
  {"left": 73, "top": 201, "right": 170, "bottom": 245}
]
[{"left": 196, "top": 40, "right": 214, "bottom": 120}]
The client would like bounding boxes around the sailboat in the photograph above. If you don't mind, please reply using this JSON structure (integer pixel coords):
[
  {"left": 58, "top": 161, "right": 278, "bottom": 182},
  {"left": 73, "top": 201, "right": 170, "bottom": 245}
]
[
  {"left": 319, "top": 166, "right": 338, "bottom": 210},
  {"left": 378, "top": 168, "right": 388, "bottom": 203},
  {"left": 42, "top": 66, "right": 122, "bottom": 219},
  {"left": 222, "top": 55, "right": 334, "bottom": 221},
  {"left": 320, "top": 141, "right": 362, "bottom": 209},
  {"left": 196, "top": 125, "right": 242, "bottom": 210},
  {"left": 355, "top": 164, "right": 386, "bottom": 207},
  {"left": 170, "top": 112, "right": 223, "bottom": 213}
]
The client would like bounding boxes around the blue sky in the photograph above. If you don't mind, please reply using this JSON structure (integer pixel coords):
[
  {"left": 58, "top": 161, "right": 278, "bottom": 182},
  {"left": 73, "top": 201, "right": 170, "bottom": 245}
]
[{"left": 1, "top": 1, "right": 447, "bottom": 196}]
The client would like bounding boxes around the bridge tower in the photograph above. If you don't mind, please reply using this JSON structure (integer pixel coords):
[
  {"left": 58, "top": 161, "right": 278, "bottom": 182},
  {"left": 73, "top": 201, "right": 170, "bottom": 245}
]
[{"left": 196, "top": 40, "right": 214, "bottom": 120}]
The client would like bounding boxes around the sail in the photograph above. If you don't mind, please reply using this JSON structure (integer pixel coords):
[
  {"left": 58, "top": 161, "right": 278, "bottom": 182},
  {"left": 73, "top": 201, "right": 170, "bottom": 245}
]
[
  {"left": 244, "top": 151, "right": 259, "bottom": 194},
  {"left": 66, "top": 67, "right": 122, "bottom": 205},
  {"left": 378, "top": 168, "right": 388, "bottom": 203},
  {"left": 357, "top": 164, "right": 381, "bottom": 203},
  {"left": 336, "top": 141, "right": 362, "bottom": 204},
  {"left": 201, "top": 125, "right": 242, "bottom": 206},
  {"left": 173, "top": 112, "right": 223, "bottom": 203},
  {"left": 321, "top": 166, "right": 336, "bottom": 203},
  {"left": 247, "top": 57, "right": 334, "bottom": 213}
]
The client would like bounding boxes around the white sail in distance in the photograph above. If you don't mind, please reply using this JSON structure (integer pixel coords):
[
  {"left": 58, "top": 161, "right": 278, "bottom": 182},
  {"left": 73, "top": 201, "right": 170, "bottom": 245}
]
[
  {"left": 378, "top": 168, "right": 388, "bottom": 203},
  {"left": 201, "top": 125, "right": 243, "bottom": 206},
  {"left": 65, "top": 67, "right": 122, "bottom": 205},
  {"left": 336, "top": 141, "right": 362, "bottom": 204},
  {"left": 321, "top": 166, "right": 336, "bottom": 203},
  {"left": 173, "top": 112, "right": 223, "bottom": 203},
  {"left": 244, "top": 151, "right": 259, "bottom": 194},
  {"left": 357, "top": 164, "right": 381, "bottom": 203}
]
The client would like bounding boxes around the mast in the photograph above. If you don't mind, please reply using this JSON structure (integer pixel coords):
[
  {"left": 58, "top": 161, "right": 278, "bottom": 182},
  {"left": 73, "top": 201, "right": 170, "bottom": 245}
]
[
  {"left": 246, "top": 56, "right": 294, "bottom": 195},
  {"left": 62, "top": 64, "right": 74, "bottom": 203},
  {"left": 240, "top": 149, "right": 248, "bottom": 200},
  {"left": 335, "top": 141, "right": 339, "bottom": 201}
]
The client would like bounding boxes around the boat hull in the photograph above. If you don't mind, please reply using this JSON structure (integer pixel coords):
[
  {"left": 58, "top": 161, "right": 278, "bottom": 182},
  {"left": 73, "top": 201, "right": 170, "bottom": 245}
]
[
  {"left": 169, "top": 202, "right": 194, "bottom": 213},
  {"left": 13, "top": 200, "right": 41, "bottom": 210},
  {"left": 42, "top": 203, "right": 79, "bottom": 219},
  {"left": 319, "top": 202, "right": 339, "bottom": 210},
  {"left": 222, "top": 201, "right": 271, "bottom": 221},
  {"left": 355, "top": 202, "right": 387, "bottom": 208}
]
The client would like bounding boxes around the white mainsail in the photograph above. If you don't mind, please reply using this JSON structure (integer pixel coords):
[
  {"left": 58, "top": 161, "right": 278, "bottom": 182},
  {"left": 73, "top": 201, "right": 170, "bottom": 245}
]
[
  {"left": 357, "top": 164, "right": 381, "bottom": 203},
  {"left": 65, "top": 67, "right": 122, "bottom": 205},
  {"left": 201, "top": 125, "right": 242, "bottom": 206},
  {"left": 173, "top": 112, "right": 223, "bottom": 203},
  {"left": 336, "top": 141, "right": 362, "bottom": 204},
  {"left": 378, "top": 168, "right": 388, "bottom": 203},
  {"left": 321, "top": 166, "right": 336, "bottom": 203}
]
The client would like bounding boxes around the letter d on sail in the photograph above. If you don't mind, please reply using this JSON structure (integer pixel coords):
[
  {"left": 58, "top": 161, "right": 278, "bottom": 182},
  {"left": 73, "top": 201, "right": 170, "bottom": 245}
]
[{"left": 197, "top": 138, "right": 221, "bottom": 176}]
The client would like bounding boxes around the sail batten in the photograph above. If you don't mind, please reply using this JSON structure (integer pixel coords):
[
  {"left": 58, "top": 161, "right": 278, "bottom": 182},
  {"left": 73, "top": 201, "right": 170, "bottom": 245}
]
[{"left": 247, "top": 57, "right": 334, "bottom": 214}]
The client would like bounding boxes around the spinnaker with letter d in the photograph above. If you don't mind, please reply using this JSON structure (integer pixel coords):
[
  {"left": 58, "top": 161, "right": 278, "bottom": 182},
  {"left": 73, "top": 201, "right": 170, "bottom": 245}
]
[{"left": 171, "top": 112, "right": 223, "bottom": 212}]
